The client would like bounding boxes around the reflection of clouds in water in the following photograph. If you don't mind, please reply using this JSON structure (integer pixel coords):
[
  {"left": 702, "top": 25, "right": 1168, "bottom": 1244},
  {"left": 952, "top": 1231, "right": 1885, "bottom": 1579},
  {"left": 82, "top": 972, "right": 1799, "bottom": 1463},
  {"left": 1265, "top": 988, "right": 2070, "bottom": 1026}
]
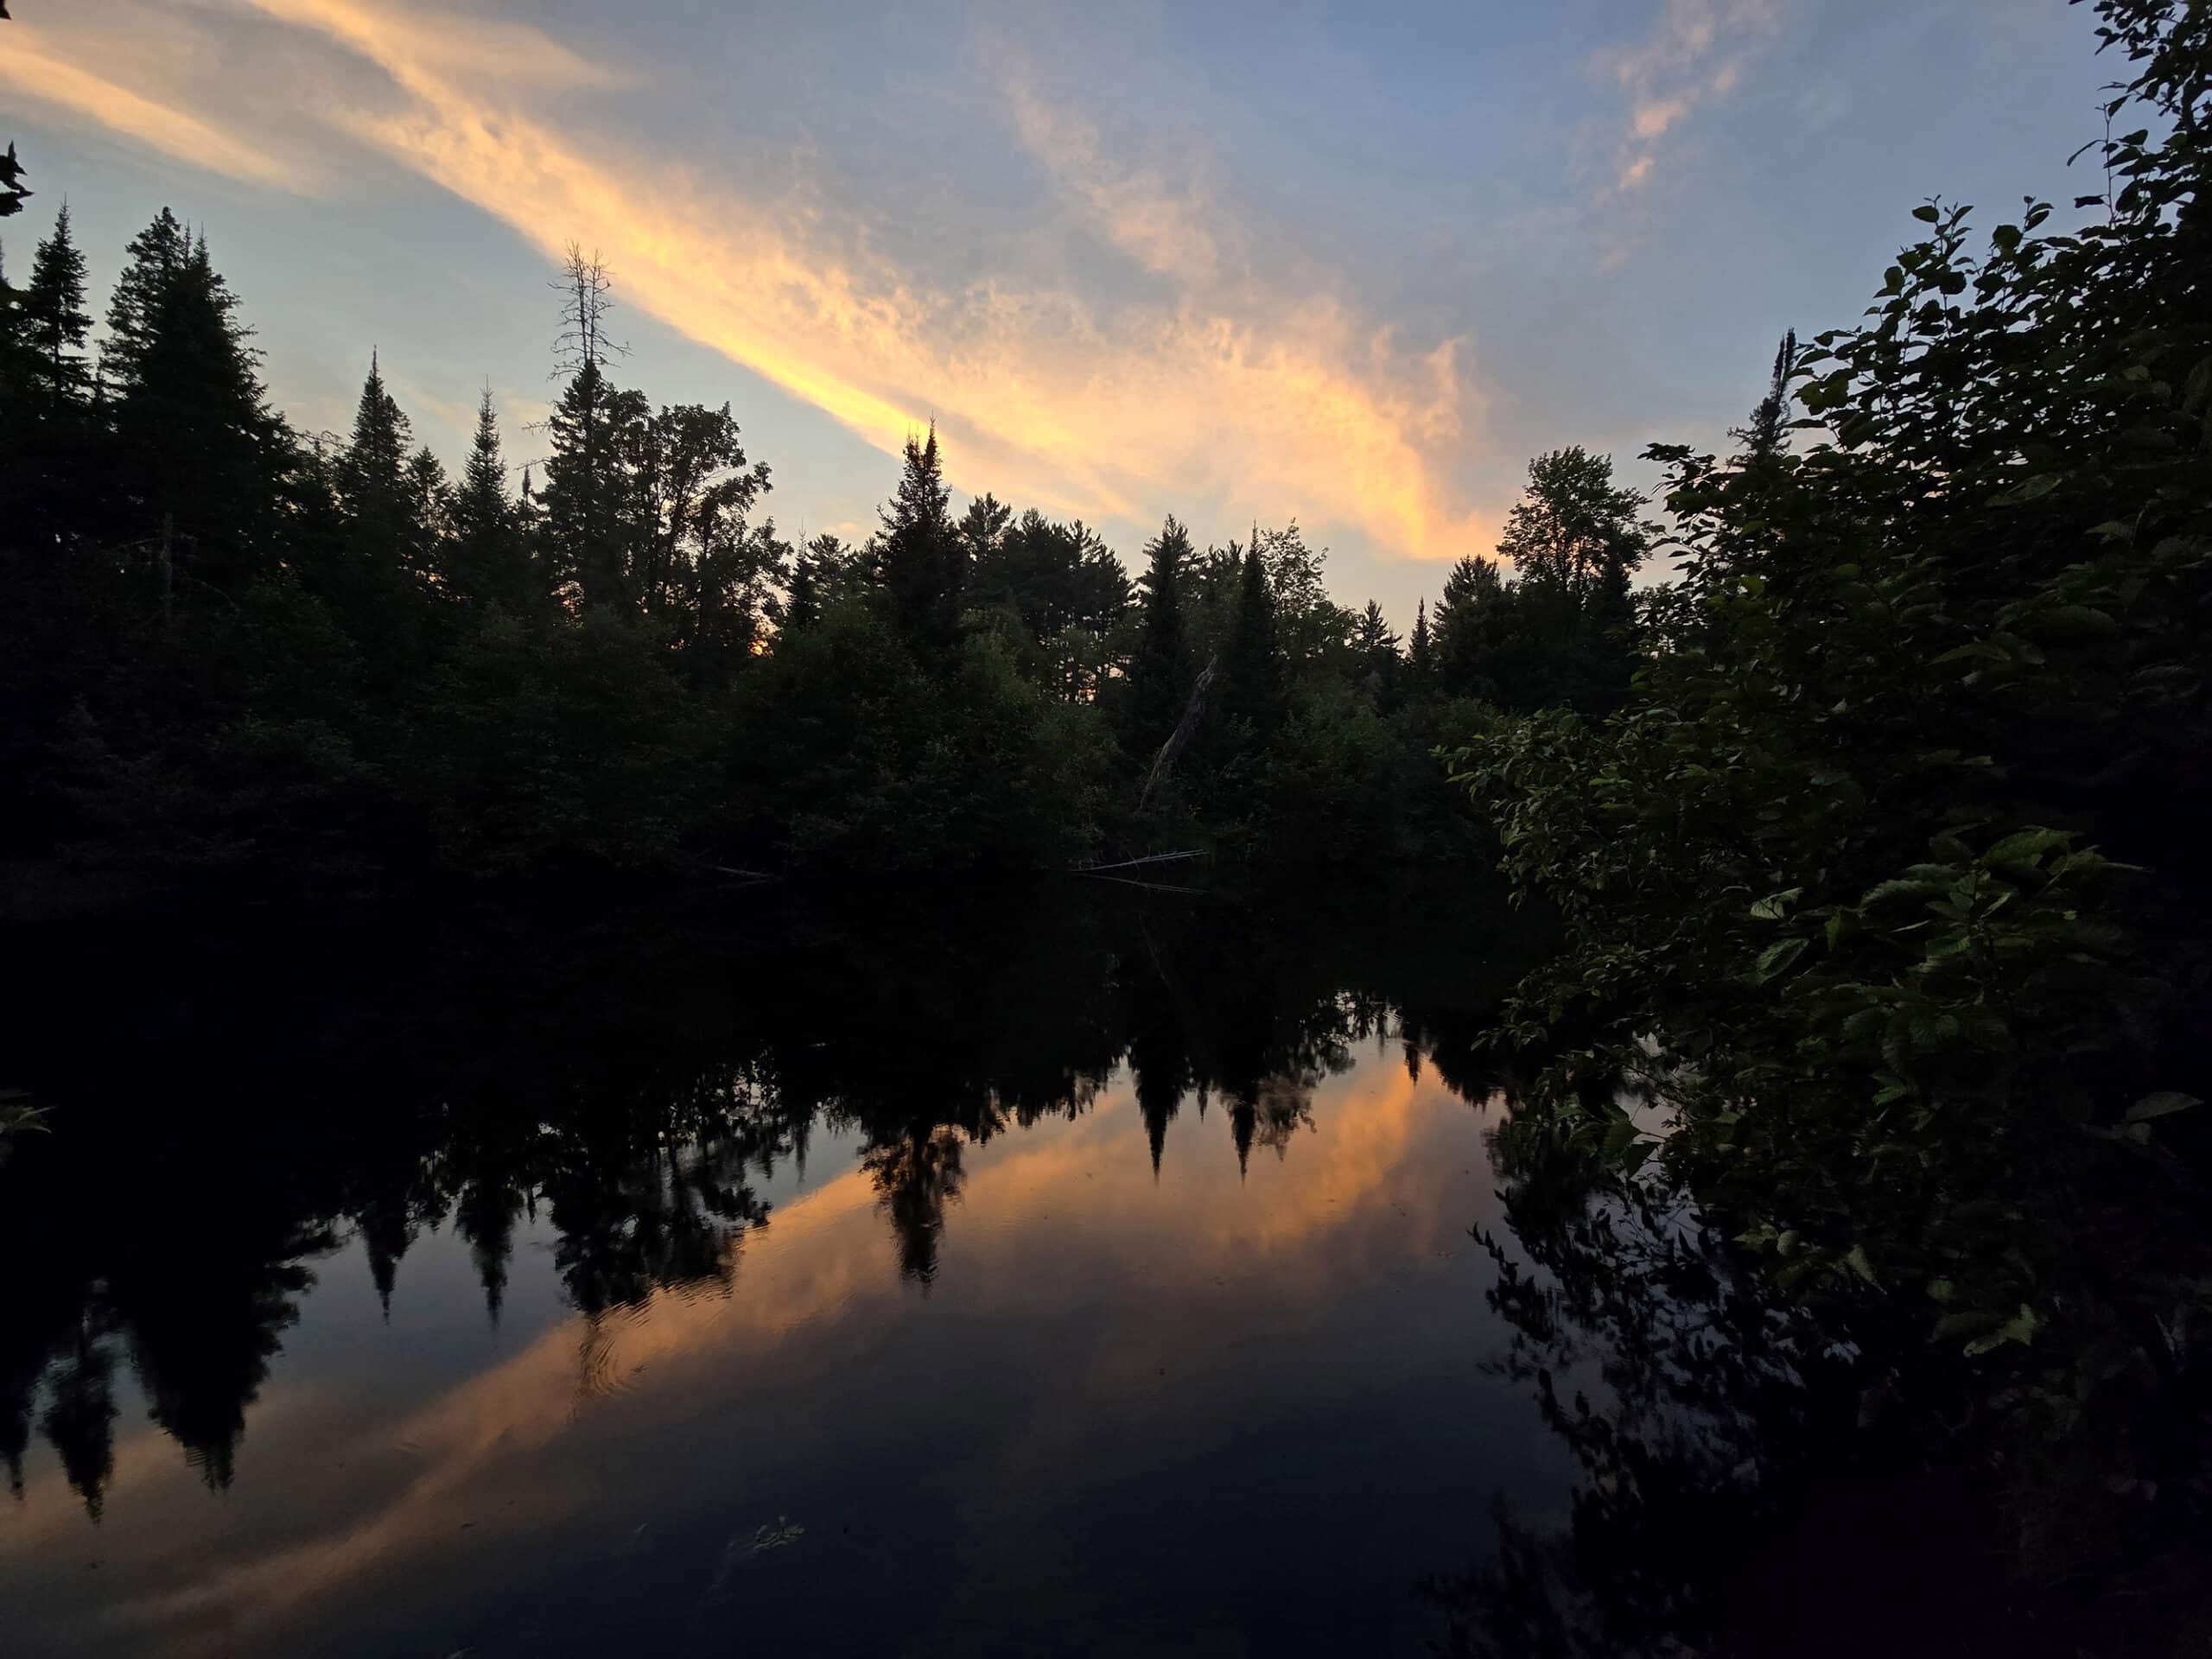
[
  {"left": 49, "top": 1057, "right": 1486, "bottom": 1653},
  {"left": 0, "top": 878, "right": 1531, "bottom": 1655}
]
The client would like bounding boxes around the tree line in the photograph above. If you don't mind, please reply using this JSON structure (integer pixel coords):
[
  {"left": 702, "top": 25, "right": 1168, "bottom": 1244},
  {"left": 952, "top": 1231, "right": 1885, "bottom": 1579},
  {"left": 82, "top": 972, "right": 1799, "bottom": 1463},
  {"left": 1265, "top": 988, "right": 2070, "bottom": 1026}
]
[{"left": 1, "top": 211, "right": 1654, "bottom": 883}]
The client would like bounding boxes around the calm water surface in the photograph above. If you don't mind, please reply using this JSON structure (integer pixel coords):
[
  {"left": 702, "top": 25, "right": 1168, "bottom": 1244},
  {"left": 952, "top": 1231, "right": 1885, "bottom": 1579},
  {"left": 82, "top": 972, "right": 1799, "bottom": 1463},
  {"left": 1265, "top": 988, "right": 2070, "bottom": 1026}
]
[{"left": 0, "top": 881, "right": 1790, "bottom": 1656}]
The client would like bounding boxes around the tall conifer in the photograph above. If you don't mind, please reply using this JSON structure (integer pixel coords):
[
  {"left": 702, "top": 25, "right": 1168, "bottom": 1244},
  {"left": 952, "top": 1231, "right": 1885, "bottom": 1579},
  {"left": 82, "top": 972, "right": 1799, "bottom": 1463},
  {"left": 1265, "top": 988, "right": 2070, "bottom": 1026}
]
[
  {"left": 22, "top": 203, "right": 89, "bottom": 410},
  {"left": 1122, "top": 514, "right": 1194, "bottom": 755},
  {"left": 876, "top": 423, "right": 963, "bottom": 650}
]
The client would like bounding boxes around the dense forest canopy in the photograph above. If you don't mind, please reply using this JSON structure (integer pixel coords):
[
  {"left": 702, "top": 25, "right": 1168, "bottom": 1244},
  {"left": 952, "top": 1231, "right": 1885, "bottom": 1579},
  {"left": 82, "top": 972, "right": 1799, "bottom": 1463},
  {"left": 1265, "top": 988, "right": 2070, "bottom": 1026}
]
[
  {"left": 0, "top": 175, "right": 1648, "bottom": 880},
  {"left": 1443, "top": 3, "right": 2212, "bottom": 1643}
]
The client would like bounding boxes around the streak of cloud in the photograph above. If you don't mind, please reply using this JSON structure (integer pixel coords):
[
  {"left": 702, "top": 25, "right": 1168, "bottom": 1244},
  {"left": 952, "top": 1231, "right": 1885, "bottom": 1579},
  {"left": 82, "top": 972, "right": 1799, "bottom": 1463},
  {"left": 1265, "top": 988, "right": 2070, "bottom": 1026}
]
[
  {"left": 1596, "top": 0, "right": 1785, "bottom": 194},
  {"left": 25, "top": 0, "right": 1495, "bottom": 560},
  {"left": 0, "top": 21, "right": 310, "bottom": 191}
]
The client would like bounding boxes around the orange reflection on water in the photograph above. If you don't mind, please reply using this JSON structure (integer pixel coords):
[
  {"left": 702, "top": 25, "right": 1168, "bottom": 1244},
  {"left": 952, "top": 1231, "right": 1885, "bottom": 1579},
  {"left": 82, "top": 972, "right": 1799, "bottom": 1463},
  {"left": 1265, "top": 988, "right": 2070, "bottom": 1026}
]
[{"left": 4, "top": 1057, "right": 1494, "bottom": 1657}]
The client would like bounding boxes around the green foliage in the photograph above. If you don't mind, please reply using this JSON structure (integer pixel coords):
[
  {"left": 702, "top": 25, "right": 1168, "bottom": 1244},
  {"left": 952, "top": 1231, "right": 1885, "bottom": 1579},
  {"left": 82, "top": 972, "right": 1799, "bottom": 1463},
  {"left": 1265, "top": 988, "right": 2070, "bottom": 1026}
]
[
  {"left": 1429, "top": 450, "right": 1647, "bottom": 716},
  {"left": 399, "top": 610, "right": 710, "bottom": 870},
  {"left": 1119, "top": 515, "right": 1195, "bottom": 760},
  {"left": 1456, "top": 0, "right": 2212, "bottom": 1484},
  {"left": 875, "top": 423, "right": 964, "bottom": 650},
  {"left": 21, "top": 204, "right": 90, "bottom": 410},
  {"left": 444, "top": 388, "right": 537, "bottom": 613},
  {"left": 729, "top": 600, "right": 1109, "bottom": 871}
]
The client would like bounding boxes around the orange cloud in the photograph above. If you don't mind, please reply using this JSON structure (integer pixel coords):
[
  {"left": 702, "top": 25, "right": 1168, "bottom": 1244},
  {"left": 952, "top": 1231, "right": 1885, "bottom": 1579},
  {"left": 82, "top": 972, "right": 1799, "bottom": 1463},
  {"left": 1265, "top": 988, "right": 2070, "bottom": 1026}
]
[
  {"left": 1595, "top": 0, "right": 1784, "bottom": 194},
  {"left": 0, "top": 22, "right": 309, "bottom": 191},
  {"left": 197, "top": 0, "right": 1491, "bottom": 559},
  {"left": 8, "top": 0, "right": 1499, "bottom": 559}
]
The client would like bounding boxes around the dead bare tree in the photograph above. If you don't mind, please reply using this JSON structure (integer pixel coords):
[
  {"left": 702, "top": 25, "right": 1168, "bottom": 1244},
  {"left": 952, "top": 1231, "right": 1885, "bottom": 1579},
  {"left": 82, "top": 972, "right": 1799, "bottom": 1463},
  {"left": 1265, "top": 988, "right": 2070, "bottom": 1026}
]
[
  {"left": 550, "top": 243, "right": 629, "bottom": 378},
  {"left": 1136, "top": 652, "right": 1217, "bottom": 813}
]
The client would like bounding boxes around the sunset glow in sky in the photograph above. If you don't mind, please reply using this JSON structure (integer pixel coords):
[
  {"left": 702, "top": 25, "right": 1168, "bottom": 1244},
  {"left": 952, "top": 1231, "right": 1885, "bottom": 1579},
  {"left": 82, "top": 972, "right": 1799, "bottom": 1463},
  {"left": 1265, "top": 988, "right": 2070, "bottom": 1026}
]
[{"left": 3, "top": 0, "right": 2110, "bottom": 619}]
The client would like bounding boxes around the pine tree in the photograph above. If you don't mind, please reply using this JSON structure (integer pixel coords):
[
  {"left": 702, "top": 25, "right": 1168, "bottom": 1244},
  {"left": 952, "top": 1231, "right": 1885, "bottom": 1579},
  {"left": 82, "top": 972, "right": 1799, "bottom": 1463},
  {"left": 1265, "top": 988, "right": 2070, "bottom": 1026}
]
[
  {"left": 876, "top": 423, "right": 963, "bottom": 650},
  {"left": 957, "top": 493, "right": 1013, "bottom": 573},
  {"left": 22, "top": 202, "right": 90, "bottom": 410},
  {"left": 1122, "top": 514, "right": 1193, "bottom": 756}
]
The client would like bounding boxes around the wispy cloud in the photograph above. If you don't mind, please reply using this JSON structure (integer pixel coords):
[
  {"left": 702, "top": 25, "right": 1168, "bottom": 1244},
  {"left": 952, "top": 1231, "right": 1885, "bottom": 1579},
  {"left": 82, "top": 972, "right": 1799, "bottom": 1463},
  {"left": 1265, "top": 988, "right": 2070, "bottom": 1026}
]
[
  {"left": 25, "top": 0, "right": 1495, "bottom": 561},
  {"left": 988, "top": 48, "right": 1484, "bottom": 555},
  {"left": 1596, "top": 0, "right": 1785, "bottom": 194},
  {"left": 998, "top": 68, "right": 1225, "bottom": 290},
  {"left": 0, "top": 20, "right": 311, "bottom": 191}
]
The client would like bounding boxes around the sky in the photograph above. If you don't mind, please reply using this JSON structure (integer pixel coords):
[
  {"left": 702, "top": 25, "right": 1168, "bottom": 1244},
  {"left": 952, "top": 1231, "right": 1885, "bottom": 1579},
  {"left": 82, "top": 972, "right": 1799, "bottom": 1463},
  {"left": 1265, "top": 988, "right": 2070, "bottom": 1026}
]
[{"left": 1, "top": 0, "right": 2116, "bottom": 625}]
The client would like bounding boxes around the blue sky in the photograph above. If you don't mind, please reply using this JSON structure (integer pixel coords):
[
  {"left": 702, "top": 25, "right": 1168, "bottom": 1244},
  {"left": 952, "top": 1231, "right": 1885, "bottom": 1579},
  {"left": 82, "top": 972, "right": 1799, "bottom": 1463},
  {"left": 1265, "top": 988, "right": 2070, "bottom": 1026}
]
[{"left": 3, "top": 0, "right": 2114, "bottom": 623}]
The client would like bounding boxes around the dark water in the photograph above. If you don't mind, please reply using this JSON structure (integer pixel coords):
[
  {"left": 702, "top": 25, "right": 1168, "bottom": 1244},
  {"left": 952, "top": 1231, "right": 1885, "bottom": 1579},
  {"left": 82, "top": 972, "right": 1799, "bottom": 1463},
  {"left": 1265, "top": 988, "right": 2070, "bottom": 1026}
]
[{"left": 0, "top": 880, "right": 1820, "bottom": 1657}]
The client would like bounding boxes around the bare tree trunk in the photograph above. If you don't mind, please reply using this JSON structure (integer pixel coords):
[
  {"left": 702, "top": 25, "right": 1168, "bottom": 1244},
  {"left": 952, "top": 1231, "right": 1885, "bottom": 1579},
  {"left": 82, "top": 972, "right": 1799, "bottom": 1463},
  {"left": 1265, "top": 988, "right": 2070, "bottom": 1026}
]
[{"left": 1137, "top": 652, "right": 1217, "bottom": 812}]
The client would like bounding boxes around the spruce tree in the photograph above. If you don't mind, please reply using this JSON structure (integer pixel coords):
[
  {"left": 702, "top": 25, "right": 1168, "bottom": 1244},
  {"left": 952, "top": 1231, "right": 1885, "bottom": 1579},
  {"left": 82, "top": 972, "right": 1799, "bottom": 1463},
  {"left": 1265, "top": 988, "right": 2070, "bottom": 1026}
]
[
  {"left": 1408, "top": 598, "right": 1433, "bottom": 690},
  {"left": 101, "top": 207, "right": 186, "bottom": 392},
  {"left": 537, "top": 245, "right": 639, "bottom": 612},
  {"left": 337, "top": 352, "right": 414, "bottom": 561},
  {"left": 105, "top": 219, "right": 280, "bottom": 589},
  {"left": 1432, "top": 554, "right": 1508, "bottom": 696},
  {"left": 1217, "top": 543, "right": 1285, "bottom": 738},
  {"left": 1122, "top": 514, "right": 1193, "bottom": 756},
  {"left": 876, "top": 423, "right": 963, "bottom": 650},
  {"left": 779, "top": 531, "right": 859, "bottom": 636},
  {"left": 538, "top": 358, "right": 649, "bottom": 610},
  {"left": 404, "top": 444, "right": 450, "bottom": 579},
  {"left": 0, "top": 143, "right": 29, "bottom": 222},
  {"left": 1, "top": 206, "right": 95, "bottom": 554},
  {"left": 447, "top": 387, "right": 533, "bottom": 611},
  {"left": 1352, "top": 599, "right": 1401, "bottom": 697},
  {"left": 780, "top": 541, "right": 823, "bottom": 635},
  {"left": 22, "top": 203, "right": 90, "bottom": 410}
]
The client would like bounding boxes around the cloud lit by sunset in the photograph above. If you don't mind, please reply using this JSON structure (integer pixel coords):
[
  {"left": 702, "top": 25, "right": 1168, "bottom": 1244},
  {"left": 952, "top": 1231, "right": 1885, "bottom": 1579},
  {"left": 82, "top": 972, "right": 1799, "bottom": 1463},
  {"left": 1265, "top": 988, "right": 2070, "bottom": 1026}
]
[{"left": 1, "top": 0, "right": 2111, "bottom": 612}]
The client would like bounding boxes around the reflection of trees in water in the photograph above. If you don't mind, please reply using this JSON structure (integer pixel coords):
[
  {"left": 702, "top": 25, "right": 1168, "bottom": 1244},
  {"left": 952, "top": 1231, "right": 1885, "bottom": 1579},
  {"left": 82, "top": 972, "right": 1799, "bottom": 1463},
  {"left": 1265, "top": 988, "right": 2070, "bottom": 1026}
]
[
  {"left": 1424, "top": 1116, "right": 1850, "bottom": 1659},
  {"left": 0, "top": 1084, "right": 785, "bottom": 1519},
  {"left": 1227, "top": 1075, "right": 1319, "bottom": 1173},
  {"left": 0, "top": 876, "right": 1529, "bottom": 1519},
  {"left": 863, "top": 1126, "right": 968, "bottom": 1286},
  {"left": 37, "top": 1328, "right": 119, "bottom": 1520}
]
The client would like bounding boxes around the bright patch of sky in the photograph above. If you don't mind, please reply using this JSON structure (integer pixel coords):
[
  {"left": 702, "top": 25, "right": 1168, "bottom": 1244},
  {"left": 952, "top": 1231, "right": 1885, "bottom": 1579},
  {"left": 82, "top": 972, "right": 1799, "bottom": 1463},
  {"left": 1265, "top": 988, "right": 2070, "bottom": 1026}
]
[{"left": 2, "top": 0, "right": 2113, "bottom": 622}]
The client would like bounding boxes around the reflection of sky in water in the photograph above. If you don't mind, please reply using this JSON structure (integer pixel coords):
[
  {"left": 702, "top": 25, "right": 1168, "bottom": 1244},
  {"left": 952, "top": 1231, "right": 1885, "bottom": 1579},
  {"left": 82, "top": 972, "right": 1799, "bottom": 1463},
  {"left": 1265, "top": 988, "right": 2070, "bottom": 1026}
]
[{"left": 1, "top": 1052, "right": 1571, "bottom": 1656}]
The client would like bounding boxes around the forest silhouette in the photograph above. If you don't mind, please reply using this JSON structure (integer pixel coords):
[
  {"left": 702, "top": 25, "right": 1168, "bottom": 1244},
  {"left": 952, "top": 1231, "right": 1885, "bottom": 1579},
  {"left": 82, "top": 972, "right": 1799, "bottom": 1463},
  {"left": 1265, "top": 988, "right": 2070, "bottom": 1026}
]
[
  {"left": 0, "top": 878, "right": 1530, "bottom": 1524},
  {"left": 4, "top": 0, "right": 2212, "bottom": 1653},
  {"left": 1, "top": 201, "right": 1649, "bottom": 883}
]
